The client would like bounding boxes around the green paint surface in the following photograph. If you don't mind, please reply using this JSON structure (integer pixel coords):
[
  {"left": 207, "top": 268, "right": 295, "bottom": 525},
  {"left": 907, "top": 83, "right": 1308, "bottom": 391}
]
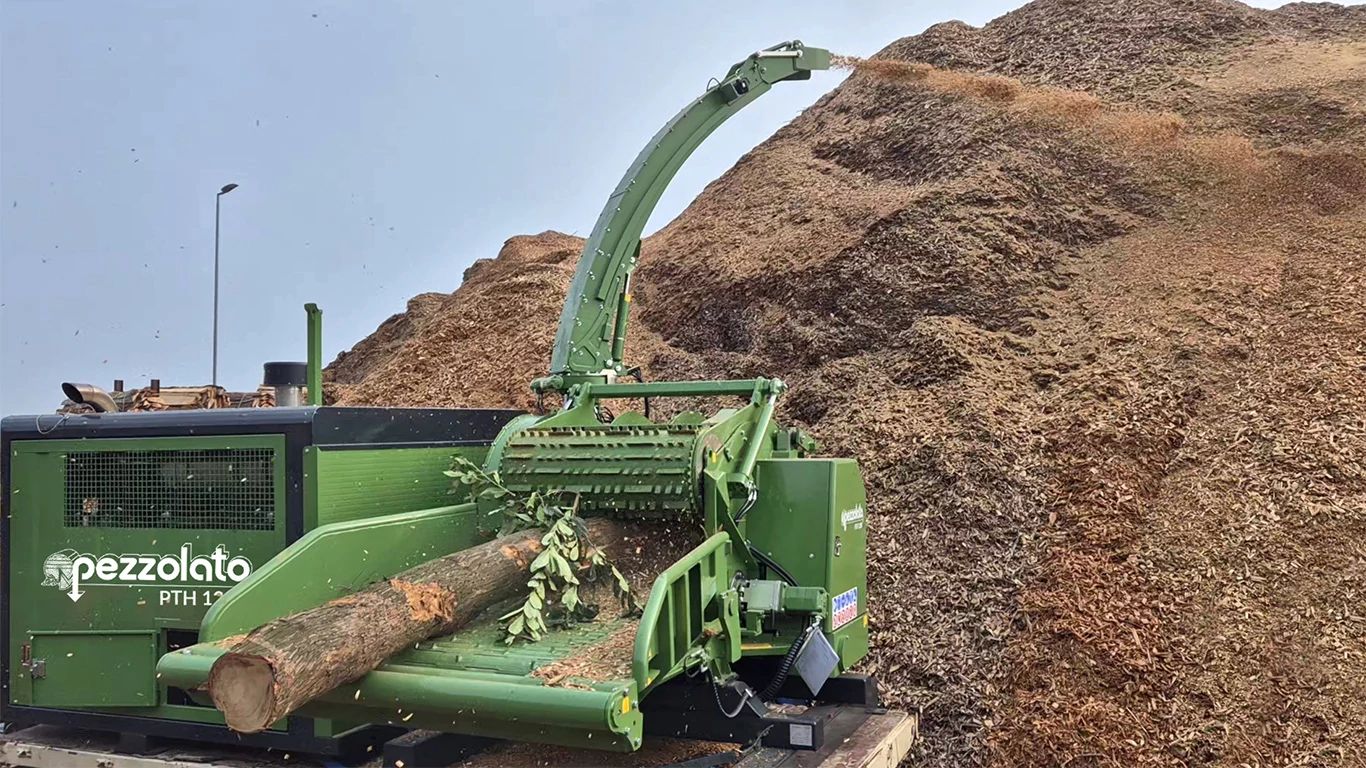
[
  {"left": 8, "top": 434, "right": 285, "bottom": 710},
  {"left": 747, "top": 458, "right": 870, "bottom": 671},
  {"left": 307, "top": 445, "right": 487, "bottom": 529},
  {"left": 28, "top": 631, "right": 157, "bottom": 707}
]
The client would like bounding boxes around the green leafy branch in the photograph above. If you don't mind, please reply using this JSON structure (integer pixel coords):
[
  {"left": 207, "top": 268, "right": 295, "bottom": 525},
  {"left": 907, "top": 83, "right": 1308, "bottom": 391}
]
[{"left": 446, "top": 456, "right": 634, "bottom": 644}]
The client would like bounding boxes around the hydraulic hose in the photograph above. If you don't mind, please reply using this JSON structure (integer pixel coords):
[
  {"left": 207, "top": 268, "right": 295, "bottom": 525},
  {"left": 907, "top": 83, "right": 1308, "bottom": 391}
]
[
  {"left": 751, "top": 548, "right": 798, "bottom": 586},
  {"left": 759, "top": 621, "right": 818, "bottom": 701}
]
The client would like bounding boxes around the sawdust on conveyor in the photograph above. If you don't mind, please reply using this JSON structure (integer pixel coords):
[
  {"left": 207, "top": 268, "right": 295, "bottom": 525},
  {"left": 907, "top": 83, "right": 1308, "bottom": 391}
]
[
  {"left": 531, "top": 621, "right": 638, "bottom": 686},
  {"left": 327, "top": 1, "right": 1366, "bottom": 765}
]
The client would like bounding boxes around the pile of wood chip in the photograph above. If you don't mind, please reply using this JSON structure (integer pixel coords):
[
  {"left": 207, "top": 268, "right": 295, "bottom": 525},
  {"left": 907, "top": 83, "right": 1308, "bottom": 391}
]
[{"left": 327, "top": 1, "right": 1366, "bottom": 765}]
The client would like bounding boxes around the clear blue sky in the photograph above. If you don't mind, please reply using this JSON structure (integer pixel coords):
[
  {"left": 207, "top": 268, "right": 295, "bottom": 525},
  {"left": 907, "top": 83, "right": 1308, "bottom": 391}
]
[{"left": 0, "top": 0, "right": 1299, "bottom": 414}]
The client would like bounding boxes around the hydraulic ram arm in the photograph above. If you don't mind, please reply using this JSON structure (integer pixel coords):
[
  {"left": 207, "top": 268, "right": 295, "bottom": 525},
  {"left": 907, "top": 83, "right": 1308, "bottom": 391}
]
[{"left": 539, "top": 41, "right": 830, "bottom": 394}]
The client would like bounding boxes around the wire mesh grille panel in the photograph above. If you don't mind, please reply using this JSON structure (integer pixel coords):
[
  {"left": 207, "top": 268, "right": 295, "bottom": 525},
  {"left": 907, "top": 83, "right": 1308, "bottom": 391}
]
[{"left": 64, "top": 447, "right": 277, "bottom": 530}]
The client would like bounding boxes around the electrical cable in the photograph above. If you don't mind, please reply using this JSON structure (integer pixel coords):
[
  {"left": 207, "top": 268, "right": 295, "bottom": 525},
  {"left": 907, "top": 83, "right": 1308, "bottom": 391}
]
[
  {"left": 711, "top": 675, "right": 754, "bottom": 719},
  {"left": 693, "top": 657, "right": 755, "bottom": 720},
  {"left": 35, "top": 412, "right": 72, "bottom": 436},
  {"left": 758, "top": 620, "right": 818, "bottom": 701}
]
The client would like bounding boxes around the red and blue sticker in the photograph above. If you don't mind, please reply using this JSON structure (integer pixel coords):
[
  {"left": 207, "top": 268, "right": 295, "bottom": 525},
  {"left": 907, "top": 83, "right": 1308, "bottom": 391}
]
[{"left": 831, "top": 587, "right": 859, "bottom": 629}]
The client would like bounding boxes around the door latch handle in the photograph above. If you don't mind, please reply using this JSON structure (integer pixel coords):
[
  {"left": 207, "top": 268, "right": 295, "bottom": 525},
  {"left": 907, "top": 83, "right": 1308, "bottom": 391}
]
[{"left": 19, "top": 643, "right": 46, "bottom": 679}]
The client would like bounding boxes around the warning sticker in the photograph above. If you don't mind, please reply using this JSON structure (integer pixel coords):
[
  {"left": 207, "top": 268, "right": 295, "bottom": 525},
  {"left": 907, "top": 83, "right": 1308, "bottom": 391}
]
[{"left": 831, "top": 587, "right": 859, "bottom": 629}]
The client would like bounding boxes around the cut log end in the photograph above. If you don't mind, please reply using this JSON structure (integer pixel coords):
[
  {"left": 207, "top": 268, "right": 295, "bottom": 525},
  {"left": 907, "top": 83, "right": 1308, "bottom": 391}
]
[{"left": 208, "top": 653, "right": 279, "bottom": 733}]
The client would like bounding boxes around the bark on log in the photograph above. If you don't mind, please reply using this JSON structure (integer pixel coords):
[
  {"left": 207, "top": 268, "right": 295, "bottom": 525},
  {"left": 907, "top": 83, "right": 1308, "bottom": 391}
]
[{"left": 206, "top": 517, "right": 624, "bottom": 733}]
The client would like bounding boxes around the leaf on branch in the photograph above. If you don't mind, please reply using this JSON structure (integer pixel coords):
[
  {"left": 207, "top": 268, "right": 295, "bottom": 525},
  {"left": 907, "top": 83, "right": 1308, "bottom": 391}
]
[
  {"left": 530, "top": 548, "right": 553, "bottom": 571},
  {"left": 549, "top": 551, "right": 570, "bottom": 579},
  {"left": 453, "top": 461, "right": 634, "bottom": 645}
]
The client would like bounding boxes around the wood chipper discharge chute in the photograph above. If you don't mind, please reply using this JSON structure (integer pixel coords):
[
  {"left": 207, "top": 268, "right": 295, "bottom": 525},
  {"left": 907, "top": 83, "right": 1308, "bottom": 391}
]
[{"left": 157, "top": 41, "right": 875, "bottom": 755}]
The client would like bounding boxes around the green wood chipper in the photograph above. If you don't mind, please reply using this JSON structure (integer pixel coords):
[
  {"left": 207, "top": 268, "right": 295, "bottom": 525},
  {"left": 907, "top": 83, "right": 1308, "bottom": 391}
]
[{"left": 3, "top": 41, "right": 877, "bottom": 763}]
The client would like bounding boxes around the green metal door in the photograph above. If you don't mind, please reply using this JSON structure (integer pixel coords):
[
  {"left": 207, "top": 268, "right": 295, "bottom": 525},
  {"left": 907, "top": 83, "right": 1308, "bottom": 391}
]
[
  {"left": 27, "top": 631, "right": 158, "bottom": 707},
  {"left": 8, "top": 435, "right": 286, "bottom": 710}
]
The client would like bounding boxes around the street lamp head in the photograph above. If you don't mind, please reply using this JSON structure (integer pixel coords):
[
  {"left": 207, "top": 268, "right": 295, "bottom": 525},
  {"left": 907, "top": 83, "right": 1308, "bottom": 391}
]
[{"left": 219, "top": 183, "right": 239, "bottom": 195}]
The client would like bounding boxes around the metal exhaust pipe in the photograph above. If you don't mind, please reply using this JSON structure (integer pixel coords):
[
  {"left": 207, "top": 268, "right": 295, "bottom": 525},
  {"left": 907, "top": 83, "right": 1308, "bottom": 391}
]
[
  {"left": 61, "top": 382, "right": 118, "bottom": 413},
  {"left": 263, "top": 362, "right": 308, "bottom": 408}
]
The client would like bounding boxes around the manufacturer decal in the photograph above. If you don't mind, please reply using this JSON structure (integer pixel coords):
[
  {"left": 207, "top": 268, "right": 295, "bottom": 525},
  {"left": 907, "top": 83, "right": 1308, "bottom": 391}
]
[
  {"left": 831, "top": 587, "right": 859, "bottom": 629},
  {"left": 41, "top": 544, "right": 253, "bottom": 605},
  {"left": 839, "top": 504, "right": 865, "bottom": 531}
]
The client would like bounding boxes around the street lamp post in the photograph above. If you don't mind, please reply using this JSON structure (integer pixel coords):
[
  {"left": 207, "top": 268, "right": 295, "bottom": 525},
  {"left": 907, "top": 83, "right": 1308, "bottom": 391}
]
[{"left": 213, "top": 183, "right": 238, "bottom": 388}]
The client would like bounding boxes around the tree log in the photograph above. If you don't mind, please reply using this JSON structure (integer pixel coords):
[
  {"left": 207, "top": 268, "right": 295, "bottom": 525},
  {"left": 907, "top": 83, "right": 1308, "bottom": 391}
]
[{"left": 206, "top": 517, "right": 624, "bottom": 733}]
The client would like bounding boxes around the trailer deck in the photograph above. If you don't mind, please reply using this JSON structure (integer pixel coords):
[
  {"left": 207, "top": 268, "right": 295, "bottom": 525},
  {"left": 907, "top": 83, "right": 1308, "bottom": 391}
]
[{"left": 0, "top": 709, "right": 915, "bottom": 768}]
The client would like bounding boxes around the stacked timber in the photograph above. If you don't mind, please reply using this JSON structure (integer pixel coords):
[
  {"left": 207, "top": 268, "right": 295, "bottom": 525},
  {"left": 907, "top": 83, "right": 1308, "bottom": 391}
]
[{"left": 57, "top": 384, "right": 311, "bottom": 413}]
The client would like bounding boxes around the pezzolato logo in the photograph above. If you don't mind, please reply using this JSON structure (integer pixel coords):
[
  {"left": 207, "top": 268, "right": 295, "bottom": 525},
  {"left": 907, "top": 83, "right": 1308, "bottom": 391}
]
[
  {"left": 40, "top": 544, "right": 253, "bottom": 602},
  {"left": 840, "top": 504, "right": 866, "bottom": 531}
]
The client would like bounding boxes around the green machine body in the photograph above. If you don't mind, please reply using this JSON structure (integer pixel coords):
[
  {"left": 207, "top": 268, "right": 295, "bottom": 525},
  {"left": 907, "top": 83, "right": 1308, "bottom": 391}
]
[{"left": 0, "top": 406, "right": 517, "bottom": 756}]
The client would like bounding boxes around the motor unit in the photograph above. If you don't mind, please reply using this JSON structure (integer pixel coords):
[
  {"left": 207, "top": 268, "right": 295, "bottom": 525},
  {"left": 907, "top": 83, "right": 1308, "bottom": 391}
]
[{"left": 1, "top": 405, "right": 518, "bottom": 757}]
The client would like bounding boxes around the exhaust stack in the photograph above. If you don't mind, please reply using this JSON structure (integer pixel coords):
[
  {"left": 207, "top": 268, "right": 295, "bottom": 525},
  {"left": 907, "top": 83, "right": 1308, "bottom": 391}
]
[
  {"left": 263, "top": 362, "right": 308, "bottom": 407},
  {"left": 61, "top": 382, "right": 118, "bottom": 413}
]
